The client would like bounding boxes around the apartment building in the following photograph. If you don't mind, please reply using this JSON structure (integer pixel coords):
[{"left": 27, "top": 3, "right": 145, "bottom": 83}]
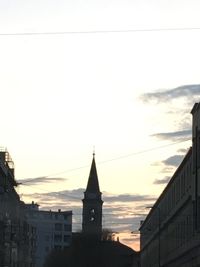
[
  {"left": 140, "top": 103, "right": 200, "bottom": 267},
  {"left": 0, "top": 148, "right": 35, "bottom": 267},
  {"left": 26, "top": 202, "right": 72, "bottom": 267}
]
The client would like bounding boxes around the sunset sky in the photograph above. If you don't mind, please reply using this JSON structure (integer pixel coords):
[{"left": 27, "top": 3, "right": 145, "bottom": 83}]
[{"left": 0, "top": 0, "right": 200, "bottom": 250}]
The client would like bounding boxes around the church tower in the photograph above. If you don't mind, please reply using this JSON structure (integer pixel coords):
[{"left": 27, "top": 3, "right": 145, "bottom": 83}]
[{"left": 82, "top": 154, "right": 103, "bottom": 237}]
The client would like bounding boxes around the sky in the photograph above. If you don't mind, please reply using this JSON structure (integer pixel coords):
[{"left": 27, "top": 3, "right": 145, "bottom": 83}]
[{"left": 0, "top": 0, "right": 200, "bottom": 250}]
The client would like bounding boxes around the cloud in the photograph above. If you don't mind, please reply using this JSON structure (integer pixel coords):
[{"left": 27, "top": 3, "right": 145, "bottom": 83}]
[
  {"left": 161, "top": 166, "right": 174, "bottom": 173},
  {"left": 123, "top": 235, "right": 140, "bottom": 243},
  {"left": 47, "top": 188, "right": 84, "bottom": 200},
  {"left": 151, "top": 129, "right": 191, "bottom": 141},
  {"left": 162, "top": 155, "right": 184, "bottom": 167},
  {"left": 18, "top": 176, "right": 67, "bottom": 185},
  {"left": 22, "top": 188, "right": 84, "bottom": 202},
  {"left": 153, "top": 176, "right": 171, "bottom": 185},
  {"left": 153, "top": 154, "right": 184, "bottom": 172},
  {"left": 141, "top": 84, "right": 200, "bottom": 103},
  {"left": 103, "top": 193, "right": 156, "bottom": 203},
  {"left": 141, "top": 84, "right": 195, "bottom": 143},
  {"left": 153, "top": 151, "right": 186, "bottom": 184},
  {"left": 23, "top": 188, "right": 156, "bottom": 204},
  {"left": 21, "top": 188, "right": 155, "bottom": 236},
  {"left": 152, "top": 152, "right": 186, "bottom": 185},
  {"left": 102, "top": 212, "right": 146, "bottom": 233},
  {"left": 177, "top": 116, "right": 191, "bottom": 130},
  {"left": 177, "top": 148, "right": 189, "bottom": 153}
]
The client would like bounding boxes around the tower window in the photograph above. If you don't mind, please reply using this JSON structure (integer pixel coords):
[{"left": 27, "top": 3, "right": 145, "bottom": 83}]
[{"left": 89, "top": 209, "right": 95, "bottom": 222}]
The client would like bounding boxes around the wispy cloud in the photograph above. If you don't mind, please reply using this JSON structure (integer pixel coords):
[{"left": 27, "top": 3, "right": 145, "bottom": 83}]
[
  {"left": 177, "top": 148, "right": 189, "bottom": 154},
  {"left": 162, "top": 155, "right": 184, "bottom": 167},
  {"left": 103, "top": 193, "right": 156, "bottom": 203},
  {"left": 161, "top": 166, "right": 174, "bottom": 173},
  {"left": 18, "top": 176, "right": 67, "bottom": 185},
  {"left": 154, "top": 176, "right": 171, "bottom": 185},
  {"left": 140, "top": 84, "right": 196, "bottom": 143},
  {"left": 23, "top": 189, "right": 156, "bottom": 204},
  {"left": 141, "top": 84, "right": 200, "bottom": 103},
  {"left": 22, "top": 188, "right": 83, "bottom": 201},
  {"left": 153, "top": 150, "right": 186, "bottom": 186},
  {"left": 22, "top": 188, "right": 155, "bottom": 236},
  {"left": 151, "top": 129, "right": 191, "bottom": 141}
]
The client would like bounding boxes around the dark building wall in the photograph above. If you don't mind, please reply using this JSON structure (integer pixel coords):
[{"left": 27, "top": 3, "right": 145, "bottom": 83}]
[
  {"left": 0, "top": 149, "right": 35, "bottom": 267},
  {"left": 140, "top": 103, "right": 200, "bottom": 267}
]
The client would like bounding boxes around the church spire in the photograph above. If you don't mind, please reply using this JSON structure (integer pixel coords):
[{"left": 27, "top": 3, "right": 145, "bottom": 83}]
[
  {"left": 82, "top": 154, "right": 103, "bottom": 237},
  {"left": 86, "top": 153, "right": 100, "bottom": 193}
]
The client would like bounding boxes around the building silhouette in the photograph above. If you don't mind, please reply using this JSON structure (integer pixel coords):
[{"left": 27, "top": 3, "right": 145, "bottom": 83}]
[
  {"left": 26, "top": 202, "right": 72, "bottom": 267},
  {"left": 0, "top": 149, "right": 36, "bottom": 267},
  {"left": 82, "top": 153, "right": 103, "bottom": 238},
  {"left": 140, "top": 103, "right": 200, "bottom": 267},
  {"left": 45, "top": 154, "right": 140, "bottom": 267}
]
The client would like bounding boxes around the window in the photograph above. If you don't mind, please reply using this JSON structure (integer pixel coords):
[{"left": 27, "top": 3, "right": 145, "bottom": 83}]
[
  {"left": 64, "top": 224, "right": 72, "bottom": 232},
  {"left": 89, "top": 209, "right": 95, "bottom": 222},
  {"left": 54, "top": 234, "right": 62, "bottom": 242},
  {"left": 63, "top": 214, "right": 69, "bottom": 220},
  {"left": 55, "top": 223, "right": 62, "bottom": 231},
  {"left": 64, "top": 235, "right": 71, "bottom": 243}
]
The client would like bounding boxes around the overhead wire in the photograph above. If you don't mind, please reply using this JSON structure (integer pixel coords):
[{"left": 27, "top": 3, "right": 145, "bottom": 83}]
[
  {"left": 17, "top": 138, "right": 191, "bottom": 233},
  {"left": 1, "top": 23, "right": 195, "bottom": 244},
  {"left": 0, "top": 27, "right": 200, "bottom": 36},
  {"left": 17, "top": 138, "right": 191, "bottom": 181}
]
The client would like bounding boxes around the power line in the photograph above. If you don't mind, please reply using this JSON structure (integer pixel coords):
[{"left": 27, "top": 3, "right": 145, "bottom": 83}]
[
  {"left": 97, "top": 138, "right": 191, "bottom": 165},
  {"left": 1, "top": 27, "right": 200, "bottom": 36},
  {"left": 18, "top": 138, "right": 190, "bottom": 181}
]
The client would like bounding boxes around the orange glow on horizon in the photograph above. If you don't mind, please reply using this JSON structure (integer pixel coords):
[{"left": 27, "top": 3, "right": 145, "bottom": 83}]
[{"left": 116, "top": 232, "right": 140, "bottom": 252}]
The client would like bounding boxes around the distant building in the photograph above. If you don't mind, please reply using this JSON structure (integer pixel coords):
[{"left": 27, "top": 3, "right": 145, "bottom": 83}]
[
  {"left": 26, "top": 202, "right": 72, "bottom": 267},
  {"left": 82, "top": 153, "right": 103, "bottom": 238},
  {"left": 140, "top": 103, "right": 200, "bottom": 267},
  {"left": 0, "top": 148, "right": 35, "bottom": 267},
  {"left": 44, "top": 154, "right": 140, "bottom": 267},
  {"left": 81, "top": 154, "right": 140, "bottom": 267}
]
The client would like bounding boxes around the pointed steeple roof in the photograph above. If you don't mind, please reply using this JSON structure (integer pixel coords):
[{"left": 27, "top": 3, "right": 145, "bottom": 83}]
[{"left": 86, "top": 153, "right": 100, "bottom": 193}]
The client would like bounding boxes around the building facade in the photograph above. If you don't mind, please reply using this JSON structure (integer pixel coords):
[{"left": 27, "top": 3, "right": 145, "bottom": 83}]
[
  {"left": 82, "top": 153, "right": 103, "bottom": 238},
  {"left": 140, "top": 103, "right": 200, "bottom": 267},
  {"left": 26, "top": 202, "right": 72, "bottom": 267},
  {"left": 0, "top": 148, "right": 35, "bottom": 267}
]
